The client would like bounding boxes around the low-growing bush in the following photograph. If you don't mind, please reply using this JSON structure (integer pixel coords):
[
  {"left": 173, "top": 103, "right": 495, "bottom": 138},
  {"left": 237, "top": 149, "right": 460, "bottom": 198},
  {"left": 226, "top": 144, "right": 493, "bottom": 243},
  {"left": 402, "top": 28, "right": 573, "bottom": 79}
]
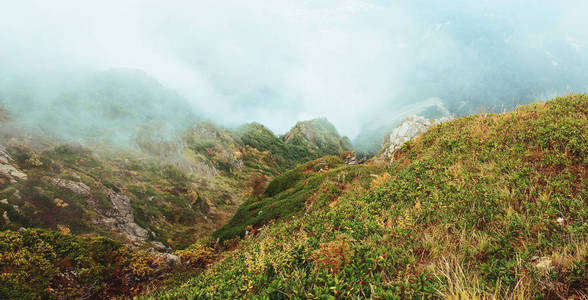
[
  {"left": 0, "top": 229, "right": 160, "bottom": 299},
  {"left": 174, "top": 243, "right": 217, "bottom": 268}
]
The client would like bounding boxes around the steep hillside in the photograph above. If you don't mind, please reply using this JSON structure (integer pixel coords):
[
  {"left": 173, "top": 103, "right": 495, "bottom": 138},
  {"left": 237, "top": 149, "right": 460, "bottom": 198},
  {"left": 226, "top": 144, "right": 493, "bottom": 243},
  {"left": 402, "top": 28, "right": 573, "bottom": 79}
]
[
  {"left": 0, "top": 111, "right": 355, "bottom": 250},
  {"left": 153, "top": 95, "right": 587, "bottom": 299},
  {"left": 0, "top": 141, "right": 231, "bottom": 249},
  {"left": 0, "top": 106, "right": 360, "bottom": 298},
  {"left": 212, "top": 156, "right": 386, "bottom": 244},
  {"left": 0, "top": 98, "right": 368, "bottom": 298}
]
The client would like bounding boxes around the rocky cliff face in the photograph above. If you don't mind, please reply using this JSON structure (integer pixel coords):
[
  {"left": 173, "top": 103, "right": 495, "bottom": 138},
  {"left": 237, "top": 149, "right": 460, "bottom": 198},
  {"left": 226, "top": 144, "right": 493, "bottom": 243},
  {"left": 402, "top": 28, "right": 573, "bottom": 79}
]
[
  {"left": 376, "top": 115, "right": 451, "bottom": 163},
  {"left": 353, "top": 100, "right": 454, "bottom": 157},
  {"left": 51, "top": 175, "right": 150, "bottom": 243},
  {"left": 99, "top": 188, "right": 150, "bottom": 242}
]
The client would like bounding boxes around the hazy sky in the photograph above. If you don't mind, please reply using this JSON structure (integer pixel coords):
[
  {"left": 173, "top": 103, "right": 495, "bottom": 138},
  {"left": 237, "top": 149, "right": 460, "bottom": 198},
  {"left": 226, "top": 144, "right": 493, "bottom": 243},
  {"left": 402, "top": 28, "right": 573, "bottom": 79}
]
[{"left": 1, "top": 0, "right": 587, "bottom": 137}]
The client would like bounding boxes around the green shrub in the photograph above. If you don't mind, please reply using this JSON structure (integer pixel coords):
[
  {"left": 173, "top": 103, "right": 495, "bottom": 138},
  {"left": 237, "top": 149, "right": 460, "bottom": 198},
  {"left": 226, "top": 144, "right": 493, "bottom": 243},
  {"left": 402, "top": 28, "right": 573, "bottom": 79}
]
[{"left": 0, "top": 229, "right": 158, "bottom": 299}]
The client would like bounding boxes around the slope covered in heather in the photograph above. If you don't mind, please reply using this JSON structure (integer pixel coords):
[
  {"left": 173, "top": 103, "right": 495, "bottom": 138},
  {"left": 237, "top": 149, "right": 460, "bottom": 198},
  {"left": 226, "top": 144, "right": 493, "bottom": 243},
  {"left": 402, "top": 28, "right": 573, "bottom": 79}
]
[{"left": 153, "top": 95, "right": 587, "bottom": 299}]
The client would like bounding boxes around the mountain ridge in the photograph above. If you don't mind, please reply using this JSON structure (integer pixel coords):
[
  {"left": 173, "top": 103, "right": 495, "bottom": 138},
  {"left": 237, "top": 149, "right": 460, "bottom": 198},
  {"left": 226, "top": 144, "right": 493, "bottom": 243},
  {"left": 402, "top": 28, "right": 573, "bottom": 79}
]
[{"left": 0, "top": 94, "right": 586, "bottom": 299}]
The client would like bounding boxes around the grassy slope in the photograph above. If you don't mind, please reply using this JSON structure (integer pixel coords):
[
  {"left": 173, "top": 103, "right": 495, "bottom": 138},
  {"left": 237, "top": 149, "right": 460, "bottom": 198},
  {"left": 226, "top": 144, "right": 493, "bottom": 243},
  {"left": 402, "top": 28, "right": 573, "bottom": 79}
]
[
  {"left": 153, "top": 95, "right": 587, "bottom": 299},
  {"left": 212, "top": 156, "right": 386, "bottom": 244}
]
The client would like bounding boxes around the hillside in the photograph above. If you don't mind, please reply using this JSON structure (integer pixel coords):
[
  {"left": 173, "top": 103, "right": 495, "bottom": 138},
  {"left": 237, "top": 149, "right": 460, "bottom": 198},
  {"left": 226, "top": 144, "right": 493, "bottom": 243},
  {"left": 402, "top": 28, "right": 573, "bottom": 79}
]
[
  {"left": 152, "top": 95, "right": 587, "bottom": 299},
  {"left": 283, "top": 118, "right": 352, "bottom": 158},
  {"left": 0, "top": 107, "right": 356, "bottom": 298},
  {"left": 0, "top": 111, "right": 353, "bottom": 245},
  {"left": 212, "top": 155, "right": 386, "bottom": 244}
]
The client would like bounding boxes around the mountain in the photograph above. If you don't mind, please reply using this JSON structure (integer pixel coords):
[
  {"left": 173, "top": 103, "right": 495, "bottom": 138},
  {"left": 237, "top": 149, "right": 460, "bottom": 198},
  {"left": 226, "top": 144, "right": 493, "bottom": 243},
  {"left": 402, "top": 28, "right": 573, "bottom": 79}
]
[
  {"left": 283, "top": 118, "right": 352, "bottom": 157},
  {"left": 0, "top": 118, "right": 354, "bottom": 298},
  {"left": 0, "top": 99, "right": 359, "bottom": 298},
  {"left": 153, "top": 95, "right": 587, "bottom": 299},
  {"left": 0, "top": 71, "right": 358, "bottom": 247},
  {"left": 0, "top": 68, "right": 199, "bottom": 148},
  {"left": 0, "top": 116, "right": 354, "bottom": 246}
]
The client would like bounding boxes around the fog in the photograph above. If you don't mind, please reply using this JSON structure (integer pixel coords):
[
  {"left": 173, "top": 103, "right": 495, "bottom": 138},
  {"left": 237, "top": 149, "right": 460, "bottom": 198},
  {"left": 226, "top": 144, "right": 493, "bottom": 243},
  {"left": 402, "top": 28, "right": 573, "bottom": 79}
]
[{"left": 1, "top": 1, "right": 587, "bottom": 146}]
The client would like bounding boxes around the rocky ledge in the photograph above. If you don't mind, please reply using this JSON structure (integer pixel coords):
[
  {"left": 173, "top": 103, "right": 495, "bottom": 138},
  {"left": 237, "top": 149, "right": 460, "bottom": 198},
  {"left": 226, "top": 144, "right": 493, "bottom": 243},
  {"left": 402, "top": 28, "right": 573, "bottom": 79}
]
[{"left": 378, "top": 115, "right": 450, "bottom": 163}]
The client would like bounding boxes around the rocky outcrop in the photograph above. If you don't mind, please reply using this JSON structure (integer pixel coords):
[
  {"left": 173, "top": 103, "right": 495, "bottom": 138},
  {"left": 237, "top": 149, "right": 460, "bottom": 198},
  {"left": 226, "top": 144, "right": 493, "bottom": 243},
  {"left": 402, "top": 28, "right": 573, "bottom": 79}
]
[
  {"left": 47, "top": 176, "right": 148, "bottom": 242},
  {"left": 284, "top": 122, "right": 317, "bottom": 144},
  {"left": 100, "top": 188, "right": 150, "bottom": 242},
  {"left": 340, "top": 151, "right": 358, "bottom": 165},
  {"left": 50, "top": 178, "right": 91, "bottom": 195},
  {"left": 378, "top": 115, "right": 450, "bottom": 163},
  {"left": 46, "top": 175, "right": 150, "bottom": 244},
  {"left": 154, "top": 253, "right": 181, "bottom": 266},
  {"left": 0, "top": 145, "right": 27, "bottom": 182},
  {"left": 85, "top": 187, "right": 149, "bottom": 243},
  {"left": 0, "top": 145, "right": 11, "bottom": 165}
]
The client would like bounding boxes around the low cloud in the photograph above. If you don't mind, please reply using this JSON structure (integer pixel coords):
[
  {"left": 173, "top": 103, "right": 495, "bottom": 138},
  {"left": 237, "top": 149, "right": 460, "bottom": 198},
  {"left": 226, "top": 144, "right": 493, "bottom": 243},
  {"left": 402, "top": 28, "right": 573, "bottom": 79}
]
[{"left": 1, "top": 0, "right": 587, "bottom": 138}]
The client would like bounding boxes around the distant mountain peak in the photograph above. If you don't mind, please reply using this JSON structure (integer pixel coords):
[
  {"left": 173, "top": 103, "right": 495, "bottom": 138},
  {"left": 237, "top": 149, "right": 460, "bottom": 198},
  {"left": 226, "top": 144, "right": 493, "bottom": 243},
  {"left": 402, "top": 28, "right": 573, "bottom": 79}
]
[{"left": 282, "top": 118, "right": 352, "bottom": 154}]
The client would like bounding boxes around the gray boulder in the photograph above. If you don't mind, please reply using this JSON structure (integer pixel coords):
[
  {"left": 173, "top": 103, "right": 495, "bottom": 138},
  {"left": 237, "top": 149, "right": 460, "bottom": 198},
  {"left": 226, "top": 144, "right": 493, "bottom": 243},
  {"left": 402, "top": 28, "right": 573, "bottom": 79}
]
[{"left": 50, "top": 178, "right": 91, "bottom": 195}]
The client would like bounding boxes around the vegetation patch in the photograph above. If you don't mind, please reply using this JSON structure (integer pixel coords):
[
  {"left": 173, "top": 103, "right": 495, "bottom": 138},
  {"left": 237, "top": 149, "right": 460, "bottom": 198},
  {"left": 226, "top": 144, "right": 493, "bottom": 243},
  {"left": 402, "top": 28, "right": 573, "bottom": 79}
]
[
  {"left": 212, "top": 156, "right": 385, "bottom": 244},
  {"left": 0, "top": 229, "right": 166, "bottom": 299}
]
